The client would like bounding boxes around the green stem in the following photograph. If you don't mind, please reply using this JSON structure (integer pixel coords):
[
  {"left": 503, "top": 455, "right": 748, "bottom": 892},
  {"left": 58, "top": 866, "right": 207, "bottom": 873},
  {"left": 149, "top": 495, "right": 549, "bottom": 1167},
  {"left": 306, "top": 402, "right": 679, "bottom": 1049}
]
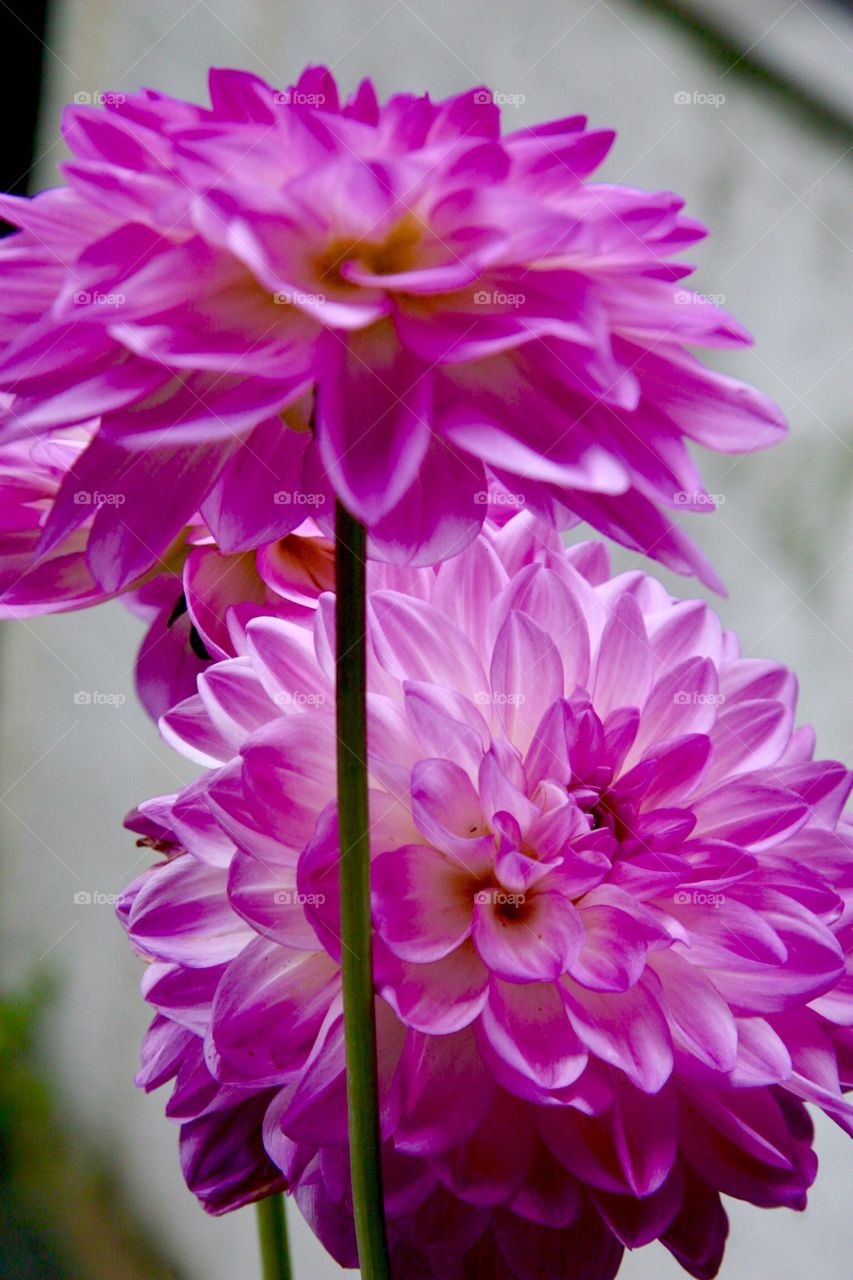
[
  {"left": 335, "top": 500, "right": 392, "bottom": 1280},
  {"left": 256, "top": 1194, "right": 293, "bottom": 1280}
]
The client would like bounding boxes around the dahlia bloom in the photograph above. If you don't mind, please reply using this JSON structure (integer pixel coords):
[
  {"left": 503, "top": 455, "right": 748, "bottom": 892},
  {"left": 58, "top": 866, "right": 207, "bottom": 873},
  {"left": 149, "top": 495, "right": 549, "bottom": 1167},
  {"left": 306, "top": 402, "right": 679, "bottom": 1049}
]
[
  {"left": 120, "top": 516, "right": 853, "bottom": 1278},
  {"left": 0, "top": 426, "right": 335, "bottom": 717},
  {"left": 0, "top": 419, "right": 107, "bottom": 615},
  {"left": 0, "top": 66, "right": 784, "bottom": 588}
]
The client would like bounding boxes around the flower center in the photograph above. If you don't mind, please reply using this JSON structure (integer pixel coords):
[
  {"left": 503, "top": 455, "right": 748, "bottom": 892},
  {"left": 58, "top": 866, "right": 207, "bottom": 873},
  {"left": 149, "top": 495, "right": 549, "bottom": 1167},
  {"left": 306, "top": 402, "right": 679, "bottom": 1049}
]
[{"left": 316, "top": 217, "right": 423, "bottom": 286}]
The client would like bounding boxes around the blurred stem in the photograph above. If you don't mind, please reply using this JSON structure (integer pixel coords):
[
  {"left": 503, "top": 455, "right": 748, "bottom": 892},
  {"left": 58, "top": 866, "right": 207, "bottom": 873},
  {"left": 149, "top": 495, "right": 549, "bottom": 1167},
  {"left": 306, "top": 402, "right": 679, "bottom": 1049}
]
[
  {"left": 256, "top": 1194, "right": 292, "bottom": 1280},
  {"left": 335, "top": 500, "right": 392, "bottom": 1280}
]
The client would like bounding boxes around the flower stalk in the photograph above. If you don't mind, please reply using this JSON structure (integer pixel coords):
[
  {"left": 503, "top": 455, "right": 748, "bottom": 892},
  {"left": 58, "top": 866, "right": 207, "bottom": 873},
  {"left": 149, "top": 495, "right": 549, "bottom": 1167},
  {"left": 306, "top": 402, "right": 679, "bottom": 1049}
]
[
  {"left": 334, "top": 499, "right": 392, "bottom": 1280},
  {"left": 256, "top": 1193, "right": 293, "bottom": 1280}
]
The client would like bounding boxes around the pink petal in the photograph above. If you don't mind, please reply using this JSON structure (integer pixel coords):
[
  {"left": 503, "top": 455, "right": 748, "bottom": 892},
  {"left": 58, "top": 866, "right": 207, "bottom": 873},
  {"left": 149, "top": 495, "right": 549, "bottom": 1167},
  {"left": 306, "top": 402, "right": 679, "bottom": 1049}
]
[
  {"left": 592, "top": 593, "right": 653, "bottom": 717},
  {"left": 314, "top": 326, "right": 432, "bottom": 521},
  {"left": 372, "top": 843, "right": 474, "bottom": 962},
  {"left": 410, "top": 757, "right": 494, "bottom": 875},
  {"left": 479, "top": 977, "right": 587, "bottom": 1090},
  {"left": 210, "top": 941, "right": 339, "bottom": 1083},
  {"left": 392, "top": 1027, "right": 495, "bottom": 1156},
  {"left": 473, "top": 888, "right": 583, "bottom": 982},
  {"left": 376, "top": 938, "right": 489, "bottom": 1034},
  {"left": 561, "top": 975, "right": 673, "bottom": 1092},
  {"left": 490, "top": 611, "right": 565, "bottom": 751}
]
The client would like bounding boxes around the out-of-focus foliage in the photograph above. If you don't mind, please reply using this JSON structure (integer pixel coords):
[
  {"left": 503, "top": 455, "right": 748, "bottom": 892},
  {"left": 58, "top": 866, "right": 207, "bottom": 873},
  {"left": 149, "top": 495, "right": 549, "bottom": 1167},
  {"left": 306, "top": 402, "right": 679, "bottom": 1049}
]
[{"left": 0, "top": 977, "right": 182, "bottom": 1280}]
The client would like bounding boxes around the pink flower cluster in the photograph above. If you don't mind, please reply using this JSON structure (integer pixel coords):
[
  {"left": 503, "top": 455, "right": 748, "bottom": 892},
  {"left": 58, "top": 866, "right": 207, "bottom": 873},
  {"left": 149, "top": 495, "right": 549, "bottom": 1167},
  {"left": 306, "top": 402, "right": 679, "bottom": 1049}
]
[{"left": 0, "top": 65, "right": 849, "bottom": 1280}]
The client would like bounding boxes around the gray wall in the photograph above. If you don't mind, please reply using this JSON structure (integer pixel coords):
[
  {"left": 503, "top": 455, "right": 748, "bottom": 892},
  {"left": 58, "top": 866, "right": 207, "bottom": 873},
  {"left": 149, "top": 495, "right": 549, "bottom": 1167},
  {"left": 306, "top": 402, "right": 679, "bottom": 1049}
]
[{"left": 2, "top": 1, "right": 852, "bottom": 1276}]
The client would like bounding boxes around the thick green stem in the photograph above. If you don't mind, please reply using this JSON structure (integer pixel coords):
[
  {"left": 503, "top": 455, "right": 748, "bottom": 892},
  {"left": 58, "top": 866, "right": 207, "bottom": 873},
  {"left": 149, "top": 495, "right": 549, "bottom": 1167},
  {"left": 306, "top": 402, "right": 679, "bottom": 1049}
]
[
  {"left": 335, "top": 500, "right": 392, "bottom": 1280},
  {"left": 256, "top": 1194, "right": 293, "bottom": 1280}
]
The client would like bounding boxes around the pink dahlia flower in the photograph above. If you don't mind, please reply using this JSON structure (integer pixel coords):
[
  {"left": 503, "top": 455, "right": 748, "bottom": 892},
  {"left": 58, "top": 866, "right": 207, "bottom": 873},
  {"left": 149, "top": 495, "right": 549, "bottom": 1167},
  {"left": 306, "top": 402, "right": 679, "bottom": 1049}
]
[
  {"left": 120, "top": 517, "right": 853, "bottom": 1278},
  {"left": 0, "top": 426, "right": 335, "bottom": 717},
  {"left": 0, "top": 67, "right": 784, "bottom": 589}
]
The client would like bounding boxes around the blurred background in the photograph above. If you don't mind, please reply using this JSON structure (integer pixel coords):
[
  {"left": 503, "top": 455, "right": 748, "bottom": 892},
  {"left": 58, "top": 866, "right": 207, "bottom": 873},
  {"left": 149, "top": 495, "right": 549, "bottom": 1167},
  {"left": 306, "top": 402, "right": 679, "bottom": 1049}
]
[{"left": 1, "top": 0, "right": 851, "bottom": 1276}]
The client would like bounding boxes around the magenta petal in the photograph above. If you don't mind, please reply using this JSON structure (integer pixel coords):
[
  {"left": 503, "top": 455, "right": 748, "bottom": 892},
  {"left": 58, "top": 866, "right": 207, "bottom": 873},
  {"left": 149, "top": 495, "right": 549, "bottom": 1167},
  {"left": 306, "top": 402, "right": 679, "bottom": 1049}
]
[
  {"left": 200, "top": 417, "right": 313, "bottom": 552},
  {"left": 372, "top": 843, "right": 474, "bottom": 962},
  {"left": 729, "top": 1016, "right": 792, "bottom": 1087},
  {"left": 661, "top": 1166, "right": 729, "bottom": 1280},
  {"left": 137, "top": 1013, "right": 196, "bottom": 1090},
  {"left": 245, "top": 615, "right": 331, "bottom": 709},
  {"left": 544, "top": 1077, "right": 678, "bottom": 1197},
  {"left": 377, "top": 938, "right": 488, "bottom": 1034},
  {"left": 479, "top": 978, "right": 587, "bottom": 1090},
  {"left": 128, "top": 856, "right": 251, "bottom": 966},
  {"left": 651, "top": 949, "right": 738, "bottom": 1072},
  {"left": 509, "top": 1146, "right": 584, "bottom": 1229},
  {"left": 275, "top": 1011, "right": 348, "bottom": 1147},
  {"left": 197, "top": 658, "right": 278, "bottom": 750},
  {"left": 392, "top": 1027, "right": 495, "bottom": 1156},
  {"left": 494, "top": 1201, "right": 624, "bottom": 1280},
  {"left": 592, "top": 1164, "right": 684, "bottom": 1248},
  {"left": 404, "top": 683, "right": 489, "bottom": 777},
  {"left": 678, "top": 1087, "right": 816, "bottom": 1207},
  {"left": 315, "top": 326, "right": 431, "bottom": 522},
  {"left": 227, "top": 848, "right": 321, "bottom": 951},
  {"left": 41, "top": 431, "right": 231, "bottom": 592},
  {"left": 477, "top": 748, "right": 539, "bottom": 831},
  {"left": 569, "top": 901, "right": 653, "bottom": 992},
  {"left": 592, "top": 592, "right": 653, "bottom": 717},
  {"left": 491, "top": 562, "right": 592, "bottom": 694},
  {"left": 561, "top": 975, "right": 673, "bottom": 1092},
  {"left": 180, "top": 1091, "right": 287, "bottom": 1215},
  {"left": 409, "top": 757, "right": 494, "bottom": 874},
  {"left": 369, "top": 589, "right": 487, "bottom": 695},
  {"left": 368, "top": 432, "right": 484, "bottom": 566},
  {"left": 240, "top": 713, "right": 337, "bottom": 851},
  {"left": 210, "top": 941, "right": 339, "bottom": 1083},
  {"left": 692, "top": 777, "right": 809, "bottom": 849},
  {"left": 431, "top": 1091, "right": 536, "bottom": 1207},
  {"left": 472, "top": 889, "right": 583, "bottom": 982},
  {"left": 490, "top": 610, "right": 565, "bottom": 751}
]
